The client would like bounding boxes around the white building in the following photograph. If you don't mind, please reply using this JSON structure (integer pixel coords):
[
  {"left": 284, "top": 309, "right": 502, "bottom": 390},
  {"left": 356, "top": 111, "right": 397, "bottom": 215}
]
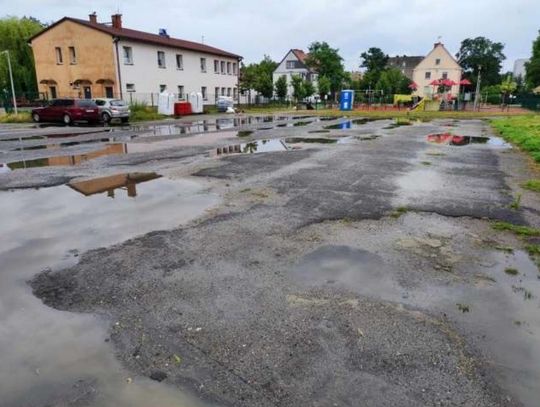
[
  {"left": 272, "top": 49, "right": 317, "bottom": 99},
  {"left": 513, "top": 58, "right": 529, "bottom": 79}
]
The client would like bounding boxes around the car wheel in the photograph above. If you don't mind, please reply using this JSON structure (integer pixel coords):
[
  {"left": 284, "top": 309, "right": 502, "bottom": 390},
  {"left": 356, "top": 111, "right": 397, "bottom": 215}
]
[
  {"left": 102, "top": 112, "right": 111, "bottom": 123},
  {"left": 63, "top": 114, "right": 72, "bottom": 125},
  {"left": 32, "top": 113, "right": 40, "bottom": 123},
  {"left": 121, "top": 117, "right": 129, "bottom": 124}
]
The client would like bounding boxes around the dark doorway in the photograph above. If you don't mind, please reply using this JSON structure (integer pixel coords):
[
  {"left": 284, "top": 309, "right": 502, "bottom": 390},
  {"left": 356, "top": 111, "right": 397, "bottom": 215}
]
[
  {"left": 105, "top": 86, "right": 114, "bottom": 98},
  {"left": 49, "top": 86, "right": 57, "bottom": 99},
  {"left": 83, "top": 86, "right": 92, "bottom": 99}
]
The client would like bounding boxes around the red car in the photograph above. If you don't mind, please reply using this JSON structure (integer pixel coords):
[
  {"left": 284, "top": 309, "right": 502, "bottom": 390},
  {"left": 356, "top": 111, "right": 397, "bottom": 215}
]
[{"left": 31, "top": 99, "right": 100, "bottom": 125}]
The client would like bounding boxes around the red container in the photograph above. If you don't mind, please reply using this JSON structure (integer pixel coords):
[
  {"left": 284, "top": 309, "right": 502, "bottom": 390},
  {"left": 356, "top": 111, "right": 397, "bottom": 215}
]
[{"left": 174, "top": 101, "right": 192, "bottom": 116}]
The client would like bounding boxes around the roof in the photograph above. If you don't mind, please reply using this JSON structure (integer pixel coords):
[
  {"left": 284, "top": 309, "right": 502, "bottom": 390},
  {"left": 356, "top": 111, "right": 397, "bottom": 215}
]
[
  {"left": 291, "top": 49, "right": 308, "bottom": 64},
  {"left": 387, "top": 56, "right": 424, "bottom": 68},
  {"left": 29, "top": 17, "right": 241, "bottom": 59},
  {"left": 414, "top": 42, "right": 461, "bottom": 71}
]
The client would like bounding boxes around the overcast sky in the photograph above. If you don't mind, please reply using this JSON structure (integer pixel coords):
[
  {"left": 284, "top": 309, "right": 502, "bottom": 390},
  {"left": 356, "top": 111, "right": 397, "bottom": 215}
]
[{"left": 4, "top": 0, "right": 540, "bottom": 71}]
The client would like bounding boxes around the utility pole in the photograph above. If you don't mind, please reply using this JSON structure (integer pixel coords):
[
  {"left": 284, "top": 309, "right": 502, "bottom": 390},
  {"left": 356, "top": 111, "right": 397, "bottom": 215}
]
[
  {"left": 473, "top": 65, "right": 482, "bottom": 112},
  {"left": 1, "top": 50, "right": 17, "bottom": 115}
]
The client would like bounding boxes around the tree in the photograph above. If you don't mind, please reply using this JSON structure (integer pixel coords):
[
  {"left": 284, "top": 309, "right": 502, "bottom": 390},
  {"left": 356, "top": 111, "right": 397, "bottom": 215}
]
[
  {"left": 254, "top": 55, "right": 277, "bottom": 99},
  {"left": 303, "top": 79, "right": 315, "bottom": 98},
  {"left": 239, "top": 62, "right": 257, "bottom": 101},
  {"left": 500, "top": 75, "right": 517, "bottom": 106},
  {"left": 375, "top": 68, "right": 411, "bottom": 94},
  {"left": 274, "top": 75, "right": 287, "bottom": 100},
  {"left": 304, "top": 42, "right": 346, "bottom": 97},
  {"left": 317, "top": 75, "right": 331, "bottom": 98},
  {"left": 456, "top": 37, "right": 506, "bottom": 88},
  {"left": 290, "top": 74, "right": 305, "bottom": 102},
  {"left": 525, "top": 30, "right": 540, "bottom": 89},
  {"left": 359, "top": 47, "right": 389, "bottom": 88},
  {"left": 0, "top": 16, "right": 45, "bottom": 96}
]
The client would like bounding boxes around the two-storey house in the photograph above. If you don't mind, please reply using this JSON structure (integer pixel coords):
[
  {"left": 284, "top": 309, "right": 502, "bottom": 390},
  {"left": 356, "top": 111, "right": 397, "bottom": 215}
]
[{"left": 272, "top": 49, "right": 317, "bottom": 99}]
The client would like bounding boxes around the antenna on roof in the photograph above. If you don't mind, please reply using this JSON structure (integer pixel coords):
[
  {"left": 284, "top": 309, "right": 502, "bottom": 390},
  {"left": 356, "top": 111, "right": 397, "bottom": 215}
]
[
  {"left": 437, "top": 35, "right": 442, "bottom": 42},
  {"left": 201, "top": 35, "right": 205, "bottom": 44}
]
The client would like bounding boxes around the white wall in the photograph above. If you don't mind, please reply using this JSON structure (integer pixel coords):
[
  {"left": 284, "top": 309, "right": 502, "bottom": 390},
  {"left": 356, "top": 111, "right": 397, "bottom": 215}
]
[{"left": 117, "top": 39, "right": 240, "bottom": 105}]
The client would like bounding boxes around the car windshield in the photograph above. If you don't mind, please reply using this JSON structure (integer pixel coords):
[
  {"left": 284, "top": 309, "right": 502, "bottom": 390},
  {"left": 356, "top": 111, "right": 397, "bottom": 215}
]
[
  {"left": 110, "top": 100, "right": 127, "bottom": 107},
  {"left": 77, "top": 100, "right": 97, "bottom": 107},
  {"left": 94, "top": 100, "right": 107, "bottom": 106}
]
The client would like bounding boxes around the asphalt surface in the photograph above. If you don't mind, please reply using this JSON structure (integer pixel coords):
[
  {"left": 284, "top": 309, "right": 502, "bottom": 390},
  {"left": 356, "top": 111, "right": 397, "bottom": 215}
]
[{"left": 2, "top": 115, "right": 540, "bottom": 406}]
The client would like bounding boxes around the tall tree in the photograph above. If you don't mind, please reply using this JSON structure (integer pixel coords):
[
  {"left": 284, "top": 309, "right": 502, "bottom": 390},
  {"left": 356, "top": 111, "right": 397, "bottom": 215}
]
[
  {"left": 303, "top": 79, "right": 315, "bottom": 98},
  {"left": 456, "top": 37, "right": 506, "bottom": 87},
  {"left": 304, "top": 42, "right": 346, "bottom": 96},
  {"left": 359, "top": 47, "right": 389, "bottom": 88},
  {"left": 525, "top": 30, "right": 540, "bottom": 89},
  {"left": 375, "top": 68, "right": 411, "bottom": 94},
  {"left": 274, "top": 75, "right": 287, "bottom": 100},
  {"left": 254, "top": 55, "right": 278, "bottom": 98},
  {"left": 0, "top": 16, "right": 45, "bottom": 96},
  {"left": 290, "top": 74, "right": 305, "bottom": 102},
  {"left": 317, "top": 75, "right": 331, "bottom": 98}
]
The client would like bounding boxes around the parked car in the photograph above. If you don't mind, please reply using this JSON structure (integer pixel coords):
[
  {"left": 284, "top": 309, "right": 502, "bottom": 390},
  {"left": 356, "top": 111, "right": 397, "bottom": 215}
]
[
  {"left": 31, "top": 99, "right": 100, "bottom": 125},
  {"left": 216, "top": 96, "right": 234, "bottom": 113},
  {"left": 93, "top": 98, "right": 130, "bottom": 123}
]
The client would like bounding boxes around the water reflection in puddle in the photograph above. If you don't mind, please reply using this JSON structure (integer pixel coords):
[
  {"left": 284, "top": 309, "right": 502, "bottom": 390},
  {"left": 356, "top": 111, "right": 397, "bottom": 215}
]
[
  {"left": 324, "top": 118, "right": 375, "bottom": 130},
  {"left": 213, "top": 139, "right": 289, "bottom": 156},
  {"left": 0, "top": 175, "right": 218, "bottom": 407},
  {"left": 427, "top": 133, "right": 510, "bottom": 147}
]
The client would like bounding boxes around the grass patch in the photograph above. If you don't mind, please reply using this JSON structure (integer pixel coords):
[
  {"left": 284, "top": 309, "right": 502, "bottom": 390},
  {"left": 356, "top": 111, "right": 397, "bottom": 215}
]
[
  {"left": 525, "top": 244, "right": 540, "bottom": 256},
  {"left": 504, "top": 268, "right": 519, "bottom": 276},
  {"left": 495, "top": 245, "right": 514, "bottom": 253},
  {"left": 492, "top": 221, "right": 540, "bottom": 237},
  {"left": 509, "top": 193, "right": 522, "bottom": 210},
  {"left": 129, "top": 101, "right": 166, "bottom": 122},
  {"left": 457, "top": 303, "right": 471, "bottom": 313},
  {"left": 237, "top": 130, "right": 253, "bottom": 138},
  {"left": 0, "top": 112, "right": 32, "bottom": 123},
  {"left": 491, "top": 116, "right": 540, "bottom": 162},
  {"left": 421, "top": 161, "right": 432, "bottom": 166},
  {"left": 522, "top": 179, "right": 540, "bottom": 192},
  {"left": 426, "top": 151, "right": 446, "bottom": 157},
  {"left": 390, "top": 206, "right": 409, "bottom": 218}
]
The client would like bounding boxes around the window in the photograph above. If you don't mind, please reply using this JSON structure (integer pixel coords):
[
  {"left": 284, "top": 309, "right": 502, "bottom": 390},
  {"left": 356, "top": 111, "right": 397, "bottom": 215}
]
[
  {"left": 221, "top": 87, "right": 226, "bottom": 96},
  {"left": 55, "top": 47, "right": 63, "bottom": 64},
  {"left": 214, "top": 60, "right": 219, "bottom": 73},
  {"left": 177, "top": 85, "right": 184, "bottom": 99},
  {"left": 227, "top": 62, "right": 231, "bottom": 75},
  {"left": 435, "top": 58, "right": 441, "bottom": 65},
  {"left": 227, "top": 87, "right": 231, "bottom": 96},
  {"left": 220, "top": 61, "right": 225, "bottom": 74},
  {"left": 200, "top": 58, "right": 207, "bottom": 72},
  {"left": 215, "top": 87, "right": 219, "bottom": 100},
  {"left": 49, "top": 86, "right": 57, "bottom": 99},
  {"left": 157, "top": 51, "right": 166, "bottom": 68},
  {"left": 442, "top": 72, "right": 448, "bottom": 79},
  {"left": 233, "top": 88, "right": 238, "bottom": 100},
  {"left": 159, "top": 84, "right": 167, "bottom": 92},
  {"left": 233, "top": 63, "right": 237, "bottom": 75},
  {"left": 286, "top": 60, "right": 300, "bottom": 69},
  {"left": 176, "top": 54, "right": 183, "bottom": 70},
  {"left": 201, "top": 86, "right": 207, "bottom": 100},
  {"left": 69, "top": 47, "right": 77, "bottom": 64},
  {"left": 123, "top": 47, "right": 133, "bottom": 64},
  {"left": 425, "top": 71, "right": 431, "bottom": 79},
  {"left": 126, "top": 83, "right": 136, "bottom": 92}
]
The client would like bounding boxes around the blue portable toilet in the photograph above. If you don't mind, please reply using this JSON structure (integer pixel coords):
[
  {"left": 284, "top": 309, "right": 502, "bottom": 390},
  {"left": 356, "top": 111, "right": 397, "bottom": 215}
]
[{"left": 340, "top": 90, "right": 354, "bottom": 111}]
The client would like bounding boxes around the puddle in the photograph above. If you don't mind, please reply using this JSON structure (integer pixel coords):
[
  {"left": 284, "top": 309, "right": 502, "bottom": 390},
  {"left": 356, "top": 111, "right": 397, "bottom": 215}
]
[
  {"left": 285, "top": 137, "right": 337, "bottom": 144},
  {"left": 324, "top": 118, "right": 375, "bottom": 130},
  {"left": 212, "top": 139, "right": 290, "bottom": 156},
  {"left": 0, "top": 175, "right": 219, "bottom": 406},
  {"left": 427, "top": 133, "right": 510, "bottom": 147},
  {"left": 308, "top": 130, "right": 331, "bottom": 134},
  {"left": 293, "top": 121, "right": 313, "bottom": 127},
  {"left": 6, "top": 144, "right": 127, "bottom": 170},
  {"left": 68, "top": 172, "right": 161, "bottom": 197}
]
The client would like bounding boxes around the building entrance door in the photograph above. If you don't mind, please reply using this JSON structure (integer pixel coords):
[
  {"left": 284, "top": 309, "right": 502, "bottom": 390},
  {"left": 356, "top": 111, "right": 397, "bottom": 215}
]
[{"left": 83, "top": 86, "right": 92, "bottom": 99}]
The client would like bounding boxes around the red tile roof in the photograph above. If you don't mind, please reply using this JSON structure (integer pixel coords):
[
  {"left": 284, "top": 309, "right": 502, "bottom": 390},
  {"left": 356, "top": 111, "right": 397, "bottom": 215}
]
[
  {"left": 291, "top": 49, "right": 309, "bottom": 64},
  {"left": 30, "top": 17, "right": 241, "bottom": 59}
]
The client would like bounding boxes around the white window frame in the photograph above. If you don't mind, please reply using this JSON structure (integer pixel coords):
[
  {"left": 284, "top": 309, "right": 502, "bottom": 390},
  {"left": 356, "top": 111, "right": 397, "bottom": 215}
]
[
  {"left": 55, "top": 47, "right": 63, "bottom": 64},
  {"left": 201, "top": 86, "right": 207, "bottom": 100},
  {"left": 214, "top": 60, "right": 219, "bottom": 73},
  {"left": 126, "top": 83, "right": 136, "bottom": 92},
  {"left": 68, "top": 46, "right": 77, "bottom": 64},
  {"left": 157, "top": 51, "right": 166, "bottom": 68},
  {"left": 220, "top": 61, "right": 226, "bottom": 75},
  {"left": 425, "top": 71, "right": 431, "bottom": 80},
  {"left": 233, "top": 62, "right": 237, "bottom": 75},
  {"left": 123, "top": 46, "right": 133, "bottom": 65},
  {"left": 176, "top": 54, "right": 183, "bottom": 70},
  {"left": 177, "top": 85, "right": 184, "bottom": 99},
  {"left": 200, "top": 58, "right": 207, "bottom": 73}
]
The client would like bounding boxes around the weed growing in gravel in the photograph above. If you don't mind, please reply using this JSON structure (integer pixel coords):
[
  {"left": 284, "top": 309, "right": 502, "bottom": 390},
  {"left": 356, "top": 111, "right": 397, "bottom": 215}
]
[
  {"left": 457, "top": 303, "right": 470, "bottom": 313},
  {"left": 504, "top": 268, "right": 519, "bottom": 276},
  {"left": 510, "top": 194, "right": 522, "bottom": 210},
  {"left": 492, "top": 222, "right": 540, "bottom": 237},
  {"left": 421, "top": 161, "right": 432, "bottom": 166},
  {"left": 495, "top": 245, "right": 514, "bottom": 253},
  {"left": 522, "top": 179, "right": 540, "bottom": 192},
  {"left": 426, "top": 152, "right": 446, "bottom": 156},
  {"left": 237, "top": 131, "right": 253, "bottom": 138},
  {"left": 525, "top": 244, "right": 540, "bottom": 256},
  {"left": 390, "top": 206, "right": 409, "bottom": 218}
]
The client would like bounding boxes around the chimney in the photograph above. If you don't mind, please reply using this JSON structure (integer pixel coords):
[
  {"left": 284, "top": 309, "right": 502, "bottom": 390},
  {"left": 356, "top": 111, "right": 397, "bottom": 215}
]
[
  {"left": 111, "top": 14, "right": 122, "bottom": 29},
  {"left": 89, "top": 12, "right": 97, "bottom": 24},
  {"left": 434, "top": 42, "right": 442, "bottom": 48}
]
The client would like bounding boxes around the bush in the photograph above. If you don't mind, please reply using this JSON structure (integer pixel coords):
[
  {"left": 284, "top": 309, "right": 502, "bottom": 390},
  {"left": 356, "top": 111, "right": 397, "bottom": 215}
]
[
  {"left": 0, "top": 112, "right": 32, "bottom": 123},
  {"left": 129, "top": 101, "right": 166, "bottom": 122}
]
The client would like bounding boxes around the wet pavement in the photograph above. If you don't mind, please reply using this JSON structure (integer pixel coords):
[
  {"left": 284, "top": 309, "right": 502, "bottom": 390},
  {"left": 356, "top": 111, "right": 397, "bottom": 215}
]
[{"left": 1, "top": 114, "right": 540, "bottom": 407}]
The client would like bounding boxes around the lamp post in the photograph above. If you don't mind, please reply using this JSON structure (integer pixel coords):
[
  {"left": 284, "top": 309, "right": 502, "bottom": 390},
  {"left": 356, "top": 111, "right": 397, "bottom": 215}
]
[
  {"left": 473, "top": 65, "right": 482, "bottom": 112},
  {"left": 1, "top": 50, "right": 17, "bottom": 115}
]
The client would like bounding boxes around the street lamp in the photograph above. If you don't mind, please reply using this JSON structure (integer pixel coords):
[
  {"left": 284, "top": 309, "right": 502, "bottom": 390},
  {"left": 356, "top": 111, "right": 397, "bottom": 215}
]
[
  {"left": 1, "top": 50, "right": 18, "bottom": 115},
  {"left": 473, "top": 65, "right": 482, "bottom": 112}
]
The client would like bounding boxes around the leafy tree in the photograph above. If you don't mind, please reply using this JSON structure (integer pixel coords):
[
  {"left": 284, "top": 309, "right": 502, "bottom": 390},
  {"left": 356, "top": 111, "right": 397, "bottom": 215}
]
[
  {"left": 254, "top": 55, "right": 277, "bottom": 98},
  {"left": 0, "top": 16, "right": 45, "bottom": 96},
  {"left": 359, "top": 47, "right": 389, "bottom": 88},
  {"left": 375, "top": 68, "right": 411, "bottom": 94},
  {"left": 456, "top": 37, "right": 506, "bottom": 87},
  {"left": 317, "top": 75, "right": 331, "bottom": 98},
  {"left": 525, "top": 30, "right": 540, "bottom": 89},
  {"left": 290, "top": 74, "right": 305, "bottom": 101},
  {"left": 500, "top": 75, "right": 517, "bottom": 105},
  {"left": 274, "top": 75, "right": 287, "bottom": 100},
  {"left": 304, "top": 42, "right": 346, "bottom": 96},
  {"left": 239, "top": 62, "right": 257, "bottom": 100},
  {"left": 303, "top": 79, "right": 315, "bottom": 98}
]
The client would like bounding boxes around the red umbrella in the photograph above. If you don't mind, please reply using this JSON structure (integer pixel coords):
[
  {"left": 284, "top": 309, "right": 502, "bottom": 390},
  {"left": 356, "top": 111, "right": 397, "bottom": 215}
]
[
  {"left": 459, "top": 79, "right": 472, "bottom": 86},
  {"left": 441, "top": 79, "right": 457, "bottom": 87},
  {"left": 430, "top": 79, "right": 442, "bottom": 86},
  {"left": 408, "top": 82, "right": 418, "bottom": 90}
]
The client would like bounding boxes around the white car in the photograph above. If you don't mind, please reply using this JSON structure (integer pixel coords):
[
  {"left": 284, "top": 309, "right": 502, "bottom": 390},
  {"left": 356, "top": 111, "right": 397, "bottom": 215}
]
[{"left": 93, "top": 98, "right": 130, "bottom": 123}]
